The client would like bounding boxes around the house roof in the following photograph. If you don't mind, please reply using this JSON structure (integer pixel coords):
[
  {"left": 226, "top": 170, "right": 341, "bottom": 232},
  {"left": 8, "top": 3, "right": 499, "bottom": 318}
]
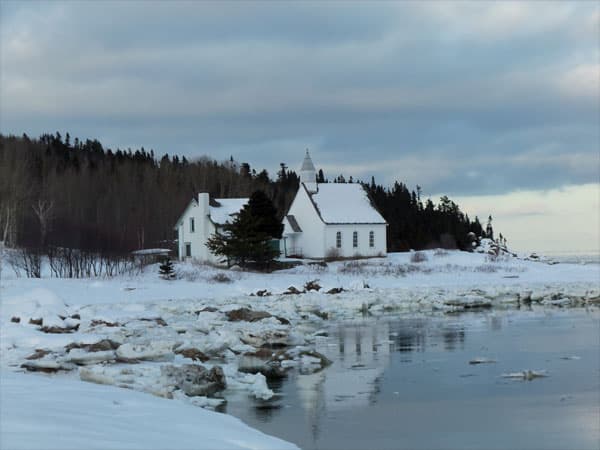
[
  {"left": 286, "top": 215, "right": 302, "bottom": 232},
  {"left": 209, "top": 198, "right": 248, "bottom": 225},
  {"left": 308, "top": 183, "right": 386, "bottom": 224}
]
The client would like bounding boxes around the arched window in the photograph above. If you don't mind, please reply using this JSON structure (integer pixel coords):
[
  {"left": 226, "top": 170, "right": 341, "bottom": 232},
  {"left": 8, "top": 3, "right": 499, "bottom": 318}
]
[
  {"left": 369, "top": 231, "right": 374, "bottom": 248},
  {"left": 353, "top": 231, "right": 358, "bottom": 248},
  {"left": 336, "top": 231, "right": 342, "bottom": 248}
]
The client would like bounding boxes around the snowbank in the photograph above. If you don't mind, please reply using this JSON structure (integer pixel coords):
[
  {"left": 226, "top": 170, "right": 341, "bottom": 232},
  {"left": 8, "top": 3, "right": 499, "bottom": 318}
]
[{"left": 0, "top": 371, "right": 298, "bottom": 450}]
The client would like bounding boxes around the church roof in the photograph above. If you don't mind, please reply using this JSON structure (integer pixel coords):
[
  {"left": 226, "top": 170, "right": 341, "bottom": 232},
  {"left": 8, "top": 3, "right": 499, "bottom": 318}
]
[
  {"left": 286, "top": 215, "right": 302, "bottom": 232},
  {"left": 209, "top": 198, "right": 248, "bottom": 225},
  {"left": 300, "top": 150, "right": 316, "bottom": 172},
  {"left": 308, "top": 183, "right": 386, "bottom": 224}
]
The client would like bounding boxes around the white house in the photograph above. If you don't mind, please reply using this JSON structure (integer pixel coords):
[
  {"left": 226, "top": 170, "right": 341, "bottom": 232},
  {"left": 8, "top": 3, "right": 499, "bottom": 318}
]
[
  {"left": 174, "top": 193, "right": 248, "bottom": 263},
  {"left": 281, "top": 151, "right": 387, "bottom": 259}
]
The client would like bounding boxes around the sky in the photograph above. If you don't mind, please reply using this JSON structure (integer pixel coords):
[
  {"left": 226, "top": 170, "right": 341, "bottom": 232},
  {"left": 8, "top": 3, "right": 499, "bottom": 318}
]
[{"left": 1, "top": 1, "right": 598, "bottom": 254}]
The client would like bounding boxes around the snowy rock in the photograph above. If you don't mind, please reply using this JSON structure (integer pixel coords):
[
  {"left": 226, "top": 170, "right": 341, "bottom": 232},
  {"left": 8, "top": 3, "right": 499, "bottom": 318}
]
[
  {"left": 116, "top": 341, "right": 175, "bottom": 362},
  {"left": 63, "top": 349, "right": 117, "bottom": 365},
  {"left": 226, "top": 308, "right": 272, "bottom": 322},
  {"left": 21, "top": 359, "right": 76, "bottom": 373},
  {"left": 174, "top": 347, "right": 210, "bottom": 362},
  {"left": 239, "top": 330, "right": 289, "bottom": 348},
  {"left": 161, "top": 364, "right": 226, "bottom": 397}
]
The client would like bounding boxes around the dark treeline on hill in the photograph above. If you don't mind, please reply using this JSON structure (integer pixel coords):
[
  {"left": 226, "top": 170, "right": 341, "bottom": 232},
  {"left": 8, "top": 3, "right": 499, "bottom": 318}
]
[{"left": 0, "top": 133, "right": 486, "bottom": 255}]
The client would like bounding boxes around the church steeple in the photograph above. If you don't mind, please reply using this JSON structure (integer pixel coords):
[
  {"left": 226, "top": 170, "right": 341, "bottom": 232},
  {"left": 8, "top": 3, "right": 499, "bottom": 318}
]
[{"left": 300, "top": 149, "right": 317, "bottom": 193}]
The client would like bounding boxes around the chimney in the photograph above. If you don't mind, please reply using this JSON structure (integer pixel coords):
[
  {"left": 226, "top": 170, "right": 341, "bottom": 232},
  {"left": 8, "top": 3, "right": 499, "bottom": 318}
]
[{"left": 198, "top": 192, "right": 210, "bottom": 216}]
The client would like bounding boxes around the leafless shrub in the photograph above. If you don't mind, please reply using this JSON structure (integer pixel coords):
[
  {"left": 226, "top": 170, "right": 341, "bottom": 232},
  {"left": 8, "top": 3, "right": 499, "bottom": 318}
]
[
  {"left": 337, "top": 260, "right": 368, "bottom": 274},
  {"left": 210, "top": 272, "right": 232, "bottom": 283},
  {"left": 485, "top": 253, "right": 510, "bottom": 263},
  {"left": 324, "top": 247, "right": 341, "bottom": 261},
  {"left": 10, "top": 247, "right": 42, "bottom": 278},
  {"left": 410, "top": 251, "right": 428, "bottom": 263},
  {"left": 474, "top": 264, "right": 500, "bottom": 273}
]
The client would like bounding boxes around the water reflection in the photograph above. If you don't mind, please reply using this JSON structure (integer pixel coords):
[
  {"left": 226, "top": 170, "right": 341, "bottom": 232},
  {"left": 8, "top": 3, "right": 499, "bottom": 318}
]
[
  {"left": 226, "top": 309, "right": 600, "bottom": 450},
  {"left": 297, "top": 317, "right": 467, "bottom": 420}
]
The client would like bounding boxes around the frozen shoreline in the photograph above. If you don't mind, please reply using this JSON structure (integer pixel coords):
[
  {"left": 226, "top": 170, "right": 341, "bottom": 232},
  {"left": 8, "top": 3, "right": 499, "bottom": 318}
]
[{"left": 1, "top": 250, "right": 598, "bottom": 449}]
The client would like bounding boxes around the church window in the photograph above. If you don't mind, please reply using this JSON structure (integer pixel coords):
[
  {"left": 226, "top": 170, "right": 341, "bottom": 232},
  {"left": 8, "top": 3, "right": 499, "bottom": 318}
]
[
  {"left": 369, "top": 231, "right": 374, "bottom": 247},
  {"left": 336, "top": 231, "right": 342, "bottom": 248},
  {"left": 353, "top": 231, "right": 358, "bottom": 248}
]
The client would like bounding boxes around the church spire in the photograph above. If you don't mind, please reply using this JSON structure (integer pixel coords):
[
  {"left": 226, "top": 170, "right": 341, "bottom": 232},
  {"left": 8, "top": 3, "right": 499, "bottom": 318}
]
[{"left": 300, "top": 149, "right": 317, "bottom": 193}]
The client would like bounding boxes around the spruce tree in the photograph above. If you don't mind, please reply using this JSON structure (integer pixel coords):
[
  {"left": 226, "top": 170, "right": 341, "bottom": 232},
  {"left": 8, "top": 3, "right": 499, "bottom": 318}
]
[
  {"left": 159, "top": 257, "right": 175, "bottom": 280},
  {"left": 206, "top": 205, "right": 279, "bottom": 269},
  {"left": 247, "top": 190, "right": 283, "bottom": 239}
]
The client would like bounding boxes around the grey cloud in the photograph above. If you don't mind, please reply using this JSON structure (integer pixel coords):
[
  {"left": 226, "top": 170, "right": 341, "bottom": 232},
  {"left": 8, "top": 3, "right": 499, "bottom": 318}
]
[{"left": 1, "top": 1, "right": 598, "bottom": 196}]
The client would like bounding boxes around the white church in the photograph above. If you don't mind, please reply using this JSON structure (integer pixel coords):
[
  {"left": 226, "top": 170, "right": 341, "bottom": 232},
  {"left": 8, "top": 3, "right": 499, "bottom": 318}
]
[{"left": 174, "top": 151, "right": 387, "bottom": 262}]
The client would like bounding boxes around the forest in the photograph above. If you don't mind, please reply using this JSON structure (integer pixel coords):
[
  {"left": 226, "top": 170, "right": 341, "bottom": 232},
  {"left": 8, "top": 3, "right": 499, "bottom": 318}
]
[{"left": 0, "top": 132, "right": 489, "bottom": 261}]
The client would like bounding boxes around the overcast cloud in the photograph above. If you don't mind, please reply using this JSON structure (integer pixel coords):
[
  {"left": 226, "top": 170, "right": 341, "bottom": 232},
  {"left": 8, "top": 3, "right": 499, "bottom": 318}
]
[{"left": 1, "top": 1, "right": 598, "bottom": 199}]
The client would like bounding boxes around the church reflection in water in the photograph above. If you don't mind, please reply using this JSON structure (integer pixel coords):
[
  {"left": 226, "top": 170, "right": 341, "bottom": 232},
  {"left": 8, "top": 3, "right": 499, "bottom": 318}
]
[{"left": 296, "top": 318, "right": 467, "bottom": 420}]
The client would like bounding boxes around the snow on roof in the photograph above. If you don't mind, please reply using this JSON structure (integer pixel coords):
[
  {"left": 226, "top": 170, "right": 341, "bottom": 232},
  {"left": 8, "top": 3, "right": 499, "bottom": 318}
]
[
  {"left": 309, "top": 183, "right": 386, "bottom": 224},
  {"left": 131, "top": 248, "right": 171, "bottom": 255},
  {"left": 209, "top": 198, "right": 248, "bottom": 225}
]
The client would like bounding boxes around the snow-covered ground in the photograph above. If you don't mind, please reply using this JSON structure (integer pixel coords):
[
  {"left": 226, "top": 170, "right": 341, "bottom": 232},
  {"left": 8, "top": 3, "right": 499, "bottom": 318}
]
[{"left": 1, "top": 249, "right": 598, "bottom": 449}]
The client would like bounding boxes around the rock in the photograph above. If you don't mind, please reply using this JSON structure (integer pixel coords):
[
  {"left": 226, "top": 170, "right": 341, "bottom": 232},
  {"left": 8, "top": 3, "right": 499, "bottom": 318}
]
[
  {"left": 161, "top": 364, "right": 226, "bottom": 397},
  {"left": 41, "top": 323, "right": 80, "bottom": 334},
  {"left": 256, "top": 289, "right": 271, "bottom": 297},
  {"left": 226, "top": 308, "right": 272, "bottom": 322},
  {"left": 469, "top": 358, "right": 496, "bottom": 365},
  {"left": 283, "top": 286, "right": 303, "bottom": 295},
  {"left": 238, "top": 355, "right": 288, "bottom": 380},
  {"left": 240, "top": 330, "right": 289, "bottom": 348},
  {"left": 116, "top": 341, "right": 175, "bottom": 362},
  {"left": 10, "top": 316, "right": 20, "bottom": 323},
  {"left": 304, "top": 280, "right": 321, "bottom": 291},
  {"left": 326, "top": 287, "right": 344, "bottom": 295},
  {"left": 139, "top": 317, "right": 168, "bottom": 326},
  {"left": 275, "top": 316, "right": 291, "bottom": 325},
  {"left": 196, "top": 306, "right": 218, "bottom": 314},
  {"left": 444, "top": 297, "right": 492, "bottom": 310},
  {"left": 63, "top": 349, "right": 117, "bottom": 365},
  {"left": 29, "top": 318, "right": 43, "bottom": 326},
  {"left": 174, "top": 348, "right": 210, "bottom": 362},
  {"left": 65, "top": 339, "right": 120, "bottom": 353},
  {"left": 21, "top": 360, "right": 75, "bottom": 373},
  {"left": 311, "top": 310, "right": 329, "bottom": 320},
  {"left": 90, "top": 319, "right": 120, "bottom": 327},
  {"left": 25, "top": 349, "right": 52, "bottom": 360},
  {"left": 88, "top": 339, "right": 121, "bottom": 352}
]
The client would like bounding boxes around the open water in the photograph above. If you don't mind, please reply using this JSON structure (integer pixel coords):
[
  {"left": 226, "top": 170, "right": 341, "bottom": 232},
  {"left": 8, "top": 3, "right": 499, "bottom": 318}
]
[{"left": 225, "top": 307, "right": 600, "bottom": 450}]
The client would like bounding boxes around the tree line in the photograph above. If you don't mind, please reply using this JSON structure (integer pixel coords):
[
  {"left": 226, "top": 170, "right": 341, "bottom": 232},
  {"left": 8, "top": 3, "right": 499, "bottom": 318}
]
[{"left": 0, "top": 132, "right": 492, "bottom": 260}]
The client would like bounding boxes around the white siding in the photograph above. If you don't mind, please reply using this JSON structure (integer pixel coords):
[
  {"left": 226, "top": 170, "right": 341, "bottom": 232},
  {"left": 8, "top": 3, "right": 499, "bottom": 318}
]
[
  {"left": 324, "top": 224, "right": 386, "bottom": 258},
  {"left": 176, "top": 193, "right": 219, "bottom": 263},
  {"left": 282, "top": 186, "right": 326, "bottom": 258}
]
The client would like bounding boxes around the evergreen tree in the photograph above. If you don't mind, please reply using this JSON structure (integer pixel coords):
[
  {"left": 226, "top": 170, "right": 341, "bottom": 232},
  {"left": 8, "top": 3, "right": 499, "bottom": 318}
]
[
  {"left": 317, "top": 169, "right": 325, "bottom": 183},
  {"left": 206, "top": 206, "right": 279, "bottom": 269},
  {"left": 247, "top": 190, "right": 284, "bottom": 238},
  {"left": 486, "top": 215, "right": 494, "bottom": 241},
  {"left": 159, "top": 257, "right": 175, "bottom": 280}
]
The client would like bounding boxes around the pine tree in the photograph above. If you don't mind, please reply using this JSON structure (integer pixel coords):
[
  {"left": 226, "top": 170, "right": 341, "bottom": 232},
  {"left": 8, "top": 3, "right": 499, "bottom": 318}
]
[
  {"left": 206, "top": 206, "right": 279, "bottom": 269},
  {"left": 159, "top": 257, "right": 175, "bottom": 280},
  {"left": 247, "top": 190, "right": 283, "bottom": 239},
  {"left": 486, "top": 215, "right": 494, "bottom": 241}
]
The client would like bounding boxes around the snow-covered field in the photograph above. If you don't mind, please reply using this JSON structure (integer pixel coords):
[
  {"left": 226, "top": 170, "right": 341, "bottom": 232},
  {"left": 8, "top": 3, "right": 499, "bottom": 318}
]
[{"left": 1, "top": 249, "right": 598, "bottom": 449}]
